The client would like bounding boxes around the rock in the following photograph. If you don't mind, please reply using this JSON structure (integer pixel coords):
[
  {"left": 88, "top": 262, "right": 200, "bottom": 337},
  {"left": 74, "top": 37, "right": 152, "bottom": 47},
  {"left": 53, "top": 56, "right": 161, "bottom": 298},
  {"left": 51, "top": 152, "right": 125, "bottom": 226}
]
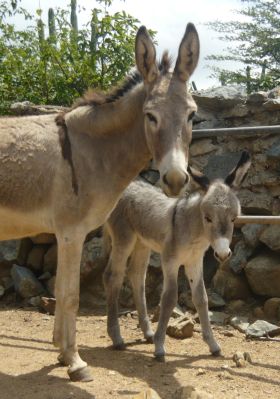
[
  {"left": 30, "top": 233, "right": 56, "bottom": 245},
  {"left": 166, "top": 315, "right": 194, "bottom": 339},
  {"left": 266, "top": 138, "right": 280, "bottom": 160},
  {"left": 80, "top": 236, "right": 103, "bottom": 276},
  {"left": 241, "top": 224, "right": 266, "bottom": 249},
  {"left": 175, "top": 385, "right": 214, "bottom": 399},
  {"left": 238, "top": 189, "right": 273, "bottom": 215},
  {"left": 268, "top": 87, "right": 280, "bottom": 98},
  {"left": 263, "top": 298, "right": 280, "bottom": 320},
  {"left": 212, "top": 265, "right": 251, "bottom": 300},
  {"left": 17, "top": 238, "right": 33, "bottom": 265},
  {"left": 40, "top": 297, "right": 56, "bottom": 315},
  {"left": 247, "top": 91, "right": 268, "bottom": 104},
  {"left": 207, "top": 289, "right": 225, "bottom": 309},
  {"left": 230, "top": 316, "right": 250, "bottom": 333},
  {"left": 0, "top": 263, "right": 12, "bottom": 280},
  {"left": 152, "top": 304, "right": 186, "bottom": 322},
  {"left": 38, "top": 271, "right": 52, "bottom": 281},
  {"left": 193, "top": 85, "right": 246, "bottom": 111},
  {"left": 232, "top": 351, "right": 252, "bottom": 368},
  {"left": 245, "top": 253, "right": 280, "bottom": 297},
  {"left": 178, "top": 291, "right": 196, "bottom": 311},
  {"left": 208, "top": 311, "right": 228, "bottom": 325},
  {"left": 228, "top": 299, "right": 246, "bottom": 312},
  {"left": 46, "top": 276, "right": 56, "bottom": 297},
  {"left": 246, "top": 320, "right": 280, "bottom": 338},
  {"left": 27, "top": 245, "right": 47, "bottom": 272},
  {"left": 228, "top": 240, "right": 254, "bottom": 273},
  {"left": 132, "top": 388, "right": 161, "bottom": 399},
  {"left": 263, "top": 98, "right": 280, "bottom": 110},
  {"left": 0, "top": 240, "right": 20, "bottom": 263},
  {"left": 43, "top": 244, "right": 57, "bottom": 274},
  {"left": 11, "top": 265, "right": 45, "bottom": 298},
  {"left": 28, "top": 296, "right": 41, "bottom": 307},
  {"left": 253, "top": 306, "right": 265, "bottom": 319},
  {"left": 10, "top": 101, "right": 68, "bottom": 116},
  {"left": 0, "top": 285, "right": 4, "bottom": 297},
  {"left": 190, "top": 139, "right": 216, "bottom": 157},
  {"left": 1, "top": 276, "right": 14, "bottom": 294},
  {"left": 259, "top": 225, "right": 280, "bottom": 251}
]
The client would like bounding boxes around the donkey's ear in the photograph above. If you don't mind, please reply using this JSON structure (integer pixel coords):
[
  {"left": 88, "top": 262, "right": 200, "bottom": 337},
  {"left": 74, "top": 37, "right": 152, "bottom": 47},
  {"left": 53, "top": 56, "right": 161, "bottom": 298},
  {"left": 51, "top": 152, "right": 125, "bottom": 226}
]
[
  {"left": 174, "top": 23, "right": 200, "bottom": 82},
  {"left": 135, "top": 26, "right": 158, "bottom": 84},
  {"left": 225, "top": 151, "right": 251, "bottom": 189},
  {"left": 187, "top": 165, "right": 209, "bottom": 191}
]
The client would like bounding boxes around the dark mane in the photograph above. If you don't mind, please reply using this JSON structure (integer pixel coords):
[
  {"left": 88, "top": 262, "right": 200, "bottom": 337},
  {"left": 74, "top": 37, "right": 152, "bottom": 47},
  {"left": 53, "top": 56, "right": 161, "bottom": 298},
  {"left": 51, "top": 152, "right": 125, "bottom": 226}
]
[{"left": 72, "top": 51, "right": 172, "bottom": 110}]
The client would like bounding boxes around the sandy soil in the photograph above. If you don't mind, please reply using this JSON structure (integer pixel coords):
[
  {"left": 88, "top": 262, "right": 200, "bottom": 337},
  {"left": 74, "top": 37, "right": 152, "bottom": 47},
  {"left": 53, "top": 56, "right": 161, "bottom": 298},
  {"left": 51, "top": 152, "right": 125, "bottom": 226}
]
[{"left": 0, "top": 303, "right": 279, "bottom": 399}]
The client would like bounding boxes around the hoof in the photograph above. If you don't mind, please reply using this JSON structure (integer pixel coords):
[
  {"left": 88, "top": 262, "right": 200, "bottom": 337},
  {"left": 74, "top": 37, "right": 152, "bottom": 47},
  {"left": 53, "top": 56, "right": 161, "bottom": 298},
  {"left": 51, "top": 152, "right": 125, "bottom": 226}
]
[
  {"left": 211, "top": 349, "right": 222, "bottom": 357},
  {"left": 154, "top": 354, "right": 165, "bottom": 363},
  {"left": 145, "top": 335, "right": 154, "bottom": 344},
  {"left": 113, "top": 342, "right": 126, "bottom": 351},
  {"left": 68, "top": 366, "right": 93, "bottom": 382}
]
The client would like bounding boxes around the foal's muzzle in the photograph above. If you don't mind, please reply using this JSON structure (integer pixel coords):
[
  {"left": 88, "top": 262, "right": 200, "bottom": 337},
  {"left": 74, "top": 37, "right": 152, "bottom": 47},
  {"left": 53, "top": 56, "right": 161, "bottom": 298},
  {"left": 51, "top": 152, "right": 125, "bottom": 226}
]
[{"left": 214, "top": 248, "right": 232, "bottom": 263}]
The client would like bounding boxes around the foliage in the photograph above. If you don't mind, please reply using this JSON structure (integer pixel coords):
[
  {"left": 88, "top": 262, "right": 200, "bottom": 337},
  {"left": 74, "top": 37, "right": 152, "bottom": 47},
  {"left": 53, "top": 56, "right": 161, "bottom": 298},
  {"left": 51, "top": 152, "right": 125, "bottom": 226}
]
[
  {"left": 206, "top": 0, "right": 280, "bottom": 92},
  {"left": 0, "top": 0, "right": 142, "bottom": 114}
]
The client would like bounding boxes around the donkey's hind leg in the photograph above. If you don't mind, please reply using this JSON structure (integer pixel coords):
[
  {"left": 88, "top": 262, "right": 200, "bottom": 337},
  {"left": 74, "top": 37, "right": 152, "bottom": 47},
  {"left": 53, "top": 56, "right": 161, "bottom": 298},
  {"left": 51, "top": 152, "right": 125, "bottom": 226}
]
[
  {"left": 103, "top": 236, "right": 136, "bottom": 349},
  {"left": 127, "top": 241, "right": 154, "bottom": 343},
  {"left": 184, "top": 261, "right": 221, "bottom": 356}
]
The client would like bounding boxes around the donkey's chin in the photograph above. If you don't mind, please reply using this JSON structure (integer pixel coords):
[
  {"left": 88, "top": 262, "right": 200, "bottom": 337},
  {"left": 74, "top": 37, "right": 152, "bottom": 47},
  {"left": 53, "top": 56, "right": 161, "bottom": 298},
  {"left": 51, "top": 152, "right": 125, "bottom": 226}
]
[{"left": 161, "top": 182, "right": 186, "bottom": 198}]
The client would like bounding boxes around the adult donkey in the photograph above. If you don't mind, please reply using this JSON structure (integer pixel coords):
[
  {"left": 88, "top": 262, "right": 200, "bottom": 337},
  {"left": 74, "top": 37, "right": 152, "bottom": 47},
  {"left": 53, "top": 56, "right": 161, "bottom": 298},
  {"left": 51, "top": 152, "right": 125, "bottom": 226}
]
[
  {"left": 0, "top": 24, "right": 199, "bottom": 381},
  {"left": 103, "top": 151, "right": 251, "bottom": 359}
]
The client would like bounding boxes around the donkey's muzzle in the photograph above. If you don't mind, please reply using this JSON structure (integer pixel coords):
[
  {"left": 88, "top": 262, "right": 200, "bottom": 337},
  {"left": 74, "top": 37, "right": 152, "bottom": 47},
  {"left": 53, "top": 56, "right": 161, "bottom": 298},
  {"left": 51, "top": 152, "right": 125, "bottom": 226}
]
[
  {"left": 214, "top": 249, "right": 232, "bottom": 263},
  {"left": 162, "top": 170, "right": 189, "bottom": 197}
]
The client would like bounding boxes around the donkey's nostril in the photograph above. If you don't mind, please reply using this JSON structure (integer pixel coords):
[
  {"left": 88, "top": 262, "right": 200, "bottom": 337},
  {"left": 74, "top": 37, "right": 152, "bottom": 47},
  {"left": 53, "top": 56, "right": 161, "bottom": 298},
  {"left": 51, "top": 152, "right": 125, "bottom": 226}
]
[
  {"left": 184, "top": 173, "right": 189, "bottom": 185},
  {"left": 163, "top": 173, "right": 168, "bottom": 186}
]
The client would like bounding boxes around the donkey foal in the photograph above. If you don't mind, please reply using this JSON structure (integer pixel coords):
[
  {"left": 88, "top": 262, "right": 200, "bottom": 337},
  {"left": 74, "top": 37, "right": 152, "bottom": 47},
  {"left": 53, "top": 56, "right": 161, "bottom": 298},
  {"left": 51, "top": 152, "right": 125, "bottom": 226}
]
[{"left": 103, "top": 151, "right": 251, "bottom": 359}]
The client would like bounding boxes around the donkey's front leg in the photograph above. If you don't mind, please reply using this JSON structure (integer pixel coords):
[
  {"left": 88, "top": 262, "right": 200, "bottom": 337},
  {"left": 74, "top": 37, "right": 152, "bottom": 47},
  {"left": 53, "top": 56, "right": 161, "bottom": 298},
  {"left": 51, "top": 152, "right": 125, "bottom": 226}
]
[
  {"left": 154, "top": 261, "right": 179, "bottom": 360},
  {"left": 184, "top": 261, "right": 221, "bottom": 356},
  {"left": 53, "top": 234, "right": 92, "bottom": 382}
]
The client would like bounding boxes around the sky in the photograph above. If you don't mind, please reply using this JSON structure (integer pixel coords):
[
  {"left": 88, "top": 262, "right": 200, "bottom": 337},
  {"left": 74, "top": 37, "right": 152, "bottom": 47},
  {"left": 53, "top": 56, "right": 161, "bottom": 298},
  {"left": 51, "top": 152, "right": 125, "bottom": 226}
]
[{"left": 13, "top": 0, "right": 244, "bottom": 89}]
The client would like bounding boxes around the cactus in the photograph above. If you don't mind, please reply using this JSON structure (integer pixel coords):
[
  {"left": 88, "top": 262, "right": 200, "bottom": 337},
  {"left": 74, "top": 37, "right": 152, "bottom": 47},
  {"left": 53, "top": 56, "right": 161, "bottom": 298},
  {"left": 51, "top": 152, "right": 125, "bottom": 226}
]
[
  {"left": 48, "top": 8, "right": 56, "bottom": 44},
  {"left": 90, "top": 8, "right": 98, "bottom": 70},
  {"left": 70, "top": 0, "right": 78, "bottom": 33},
  {"left": 37, "top": 16, "right": 45, "bottom": 57}
]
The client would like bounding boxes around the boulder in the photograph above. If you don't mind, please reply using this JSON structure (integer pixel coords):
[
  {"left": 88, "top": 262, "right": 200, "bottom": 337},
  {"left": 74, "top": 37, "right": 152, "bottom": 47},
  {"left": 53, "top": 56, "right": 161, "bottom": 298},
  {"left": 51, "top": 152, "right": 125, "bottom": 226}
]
[
  {"left": 27, "top": 245, "right": 47, "bottom": 272},
  {"left": 166, "top": 315, "right": 194, "bottom": 339},
  {"left": 193, "top": 85, "right": 246, "bottom": 111},
  {"left": 241, "top": 224, "right": 266, "bottom": 249},
  {"left": 175, "top": 385, "right": 214, "bottom": 399},
  {"left": 133, "top": 389, "right": 161, "bottom": 399},
  {"left": 0, "top": 240, "right": 20, "bottom": 263},
  {"left": 259, "top": 225, "right": 280, "bottom": 251},
  {"left": 238, "top": 189, "right": 273, "bottom": 215},
  {"left": 212, "top": 265, "right": 251, "bottom": 300},
  {"left": 11, "top": 265, "right": 45, "bottom": 298},
  {"left": 263, "top": 298, "right": 280, "bottom": 320},
  {"left": 229, "top": 240, "right": 254, "bottom": 273},
  {"left": 245, "top": 253, "right": 280, "bottom": 297},
  {"left": 43, "top": 244, "right": 57, "bottom": 274},
  {"left": 246, "top": 320, "right": 280, "bottom": 338}
]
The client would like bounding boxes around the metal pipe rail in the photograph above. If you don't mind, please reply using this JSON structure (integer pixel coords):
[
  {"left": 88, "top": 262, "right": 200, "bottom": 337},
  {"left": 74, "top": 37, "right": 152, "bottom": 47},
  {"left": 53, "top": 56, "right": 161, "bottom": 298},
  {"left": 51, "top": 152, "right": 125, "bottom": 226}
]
[
  {"left": 192, "top": 125, "right": 280, "bottom": 139},
  {"left": 235, "top": 216, "right": 280, "bottom": 225}
]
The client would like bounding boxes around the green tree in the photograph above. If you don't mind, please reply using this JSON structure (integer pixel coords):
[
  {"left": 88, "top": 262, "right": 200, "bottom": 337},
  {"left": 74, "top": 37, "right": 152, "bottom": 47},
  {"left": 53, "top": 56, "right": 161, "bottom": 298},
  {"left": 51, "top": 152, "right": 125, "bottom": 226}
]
[
  {"left": 206, "top": 0, "right": 280, "bottom": 92},
  {"left": 0, "top": 0, "right": 143, "bottom": 114}
]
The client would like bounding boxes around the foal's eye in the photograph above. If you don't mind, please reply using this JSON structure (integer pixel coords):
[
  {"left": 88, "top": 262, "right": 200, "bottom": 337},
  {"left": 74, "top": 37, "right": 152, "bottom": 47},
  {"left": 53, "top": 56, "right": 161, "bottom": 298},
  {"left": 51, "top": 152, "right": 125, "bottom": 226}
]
[
  {"left": 205, "top": 216, "right": 212, "bottom": 223},
  {"left": 146, "top": 112, "right": 158, "bottom": 124},
  {"left": 231, "top": 217, "right": 236, "bottom": 223},
  {"left": 188, "top": 111, "right": 196, "bottom": 122}
]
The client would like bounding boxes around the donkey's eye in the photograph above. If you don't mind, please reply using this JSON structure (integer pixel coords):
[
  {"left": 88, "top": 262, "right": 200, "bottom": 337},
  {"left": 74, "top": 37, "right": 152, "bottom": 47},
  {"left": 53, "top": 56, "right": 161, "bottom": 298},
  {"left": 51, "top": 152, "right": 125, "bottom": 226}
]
[
  {"left": 188, "top": 111, "right": 196, "bottom": 122},
  {"left": 146, "top": 112, "right": 158, "bottom": 124},
  {"left": 231, "top": 217, "right": 236, "bottom": 223},
  {"left": 205, "top": 216, "right": 212, "bottom": 223}
]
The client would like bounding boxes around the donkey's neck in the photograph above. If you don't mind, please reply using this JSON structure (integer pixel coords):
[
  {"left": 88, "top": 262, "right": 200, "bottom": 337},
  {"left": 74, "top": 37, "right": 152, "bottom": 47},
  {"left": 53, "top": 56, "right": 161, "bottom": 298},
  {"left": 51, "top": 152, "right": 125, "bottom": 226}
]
[{"left": 65, "top": 84, "right": 146, "bottom": 137}]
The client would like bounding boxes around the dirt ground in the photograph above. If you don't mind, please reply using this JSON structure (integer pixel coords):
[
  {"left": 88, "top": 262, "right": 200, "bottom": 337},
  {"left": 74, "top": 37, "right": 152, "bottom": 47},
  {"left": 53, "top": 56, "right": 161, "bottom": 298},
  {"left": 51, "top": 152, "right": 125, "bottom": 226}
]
[{"left": 0, "top": 303, "right": 279, "bottom": 399}]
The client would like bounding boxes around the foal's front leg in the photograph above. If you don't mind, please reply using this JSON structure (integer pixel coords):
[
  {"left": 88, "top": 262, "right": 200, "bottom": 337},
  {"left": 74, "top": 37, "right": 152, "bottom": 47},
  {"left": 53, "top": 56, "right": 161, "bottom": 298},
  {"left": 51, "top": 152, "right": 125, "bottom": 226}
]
[
  {"left": 184, "top": 260, "right": 221, "bottom": 355},
  {"left": 154, "top": 259, "right": 179, "bottom": 360},
  {"left": 53, "top": 234, "right": 92, "bottom": 382}
]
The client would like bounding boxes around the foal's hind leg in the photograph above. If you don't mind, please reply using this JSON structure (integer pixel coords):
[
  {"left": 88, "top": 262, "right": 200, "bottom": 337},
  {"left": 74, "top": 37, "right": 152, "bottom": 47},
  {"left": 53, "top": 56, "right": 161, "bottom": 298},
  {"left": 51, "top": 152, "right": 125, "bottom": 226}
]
[
  {"left": 184, "top": 261, "right": 221, "bottom": 356},
  {"left": 103, "top": 236, "right": 136, "bottom": 349},
  {"left": 127, "top": 241, "right": 154, "bottom": 343}
]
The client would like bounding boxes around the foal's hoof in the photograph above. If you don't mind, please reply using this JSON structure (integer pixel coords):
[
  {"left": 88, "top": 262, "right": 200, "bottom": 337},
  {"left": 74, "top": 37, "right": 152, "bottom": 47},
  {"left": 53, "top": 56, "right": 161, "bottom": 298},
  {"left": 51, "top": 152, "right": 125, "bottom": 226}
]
[
  {"left": 113, "top": 342, "right": 126, "bottom": 351},
  {"left": 154, "top": 354, "right": 165, "bottom": 363},
  {"left": 68, "top": 366, "right": 93, "bottom": 382},
  {"left": 211, "top": 349, "right": 222, "bottom": 357}
]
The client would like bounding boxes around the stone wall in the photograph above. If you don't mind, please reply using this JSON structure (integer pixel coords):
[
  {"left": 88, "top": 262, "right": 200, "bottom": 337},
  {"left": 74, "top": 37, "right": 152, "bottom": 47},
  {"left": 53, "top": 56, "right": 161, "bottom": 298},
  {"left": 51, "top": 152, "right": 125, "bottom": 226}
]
[{"left": 1, "top": 88, "right": 280, "bottom": 321}]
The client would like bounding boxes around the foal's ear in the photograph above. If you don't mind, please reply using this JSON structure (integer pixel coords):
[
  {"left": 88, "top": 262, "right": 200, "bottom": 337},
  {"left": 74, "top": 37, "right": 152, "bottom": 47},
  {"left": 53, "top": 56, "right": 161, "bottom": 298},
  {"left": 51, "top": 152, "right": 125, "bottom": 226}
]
[
  {"left": 135, "top": 26, "right": 158, "bottom": 84},
  {"left": 225, "top": 151, "right": 251, "bottom": 189},
  {"left": 174, "top": 23, "right": 200, "bottom": 82},
  {"left": 187, "top": 165, "right": 210, "bottom": 191}
]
